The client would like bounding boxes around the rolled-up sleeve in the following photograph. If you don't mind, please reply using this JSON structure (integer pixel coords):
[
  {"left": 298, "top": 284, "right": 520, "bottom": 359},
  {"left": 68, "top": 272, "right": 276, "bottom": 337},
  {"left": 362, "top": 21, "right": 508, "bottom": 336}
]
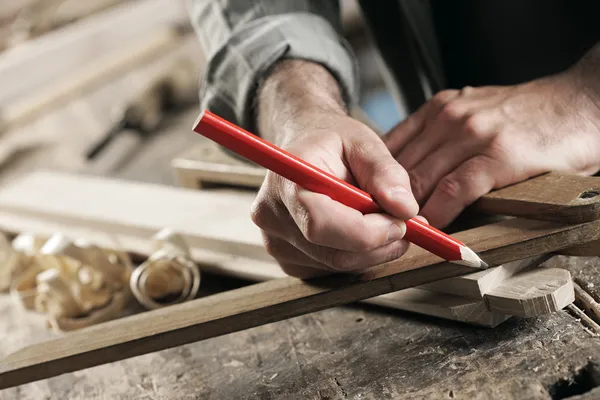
[{"left": 188, "top": 0, "right": 359, "bottom": 131}]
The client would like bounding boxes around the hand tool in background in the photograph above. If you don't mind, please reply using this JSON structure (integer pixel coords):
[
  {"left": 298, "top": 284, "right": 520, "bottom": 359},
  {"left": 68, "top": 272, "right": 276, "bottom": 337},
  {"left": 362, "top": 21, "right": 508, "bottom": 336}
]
[
  {"left": 84, "top": 56, "right": 198, "bottom": 171},
  {"left": 192, "top": 110, "right": 488, "bottom": 269}
]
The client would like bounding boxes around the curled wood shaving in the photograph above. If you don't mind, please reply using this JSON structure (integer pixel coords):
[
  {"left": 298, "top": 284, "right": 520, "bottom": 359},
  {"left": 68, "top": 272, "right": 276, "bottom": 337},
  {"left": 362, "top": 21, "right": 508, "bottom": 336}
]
[
  {"left": 6, "top": 232, "right": 133, "bottom": 332},
  {"left": 129, "top": 228, "right": 200, "bottom": 309}
]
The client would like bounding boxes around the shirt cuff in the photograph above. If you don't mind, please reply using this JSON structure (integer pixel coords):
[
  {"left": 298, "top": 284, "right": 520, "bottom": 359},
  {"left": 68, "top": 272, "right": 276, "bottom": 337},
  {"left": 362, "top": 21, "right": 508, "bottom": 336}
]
[{"left": 198, "top": 12, "right": 359, "bottom": 133}]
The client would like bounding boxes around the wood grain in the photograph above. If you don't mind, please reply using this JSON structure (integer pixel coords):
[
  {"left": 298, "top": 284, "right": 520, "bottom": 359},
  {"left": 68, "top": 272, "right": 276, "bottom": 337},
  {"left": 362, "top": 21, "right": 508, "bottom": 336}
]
[
  {"left": 485, "top": 268, "right": 575, "bottom": 317},
  {"left": 1, "top": 27, "right": 184, "bottom": 132},
  {"left": 474, "top": 173, "right": 600, "bottom": 223},
  {"left": 420, "top": 254, "right": 552, "bottom": 299},
  {"left": 1, "top": 214, "right": 599, "bottom": 388},
  {"left": 172, "top": 144, "right": 600, "bottom": 224}
]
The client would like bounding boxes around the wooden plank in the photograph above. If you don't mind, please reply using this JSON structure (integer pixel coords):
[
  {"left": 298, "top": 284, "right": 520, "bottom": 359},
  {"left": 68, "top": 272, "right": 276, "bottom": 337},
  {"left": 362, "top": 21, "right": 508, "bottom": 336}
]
[
  {"left": 172, "top": 144, "right": 600, "bottom": 224},
  {"left": 1, "top": 214, "right": 599, "bottom": 389},
  {"left": 1, "top": 27, "right": 185, "bottom": 132},
  {"left": 0, "top": 0, "right": 189, "bottom": 106}
]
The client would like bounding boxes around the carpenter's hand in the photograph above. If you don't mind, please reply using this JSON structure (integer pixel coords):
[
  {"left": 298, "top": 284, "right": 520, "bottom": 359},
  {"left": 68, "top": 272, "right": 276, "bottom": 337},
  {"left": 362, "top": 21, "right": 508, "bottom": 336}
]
[
  {"left": 384, "top": 70, "right": 600, "bottom": 228},
  {"left": 250, "top": 61, "right": 419, "bottom": 278}
]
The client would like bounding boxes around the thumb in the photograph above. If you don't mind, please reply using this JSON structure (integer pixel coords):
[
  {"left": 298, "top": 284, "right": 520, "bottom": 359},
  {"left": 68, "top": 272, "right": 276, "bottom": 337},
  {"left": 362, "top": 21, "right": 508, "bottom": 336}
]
[{"left": 345, "top": 133, "right": 419, "bottom": 220}]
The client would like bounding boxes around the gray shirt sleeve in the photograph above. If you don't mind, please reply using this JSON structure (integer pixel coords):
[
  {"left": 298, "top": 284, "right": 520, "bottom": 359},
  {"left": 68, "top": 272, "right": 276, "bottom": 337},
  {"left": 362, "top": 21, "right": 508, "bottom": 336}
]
[{"left": 187, "top": 0, "right": 359, "bottom": 132}]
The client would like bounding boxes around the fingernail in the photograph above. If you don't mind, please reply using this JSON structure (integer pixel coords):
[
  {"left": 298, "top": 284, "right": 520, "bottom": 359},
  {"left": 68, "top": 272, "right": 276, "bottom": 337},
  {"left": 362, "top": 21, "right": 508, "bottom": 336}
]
[
  {"left": 387, "top": 220, "right": 407, "bottom": 242},
  {"left": 388, "top": 186, "right": 419, "bottom": 213}
]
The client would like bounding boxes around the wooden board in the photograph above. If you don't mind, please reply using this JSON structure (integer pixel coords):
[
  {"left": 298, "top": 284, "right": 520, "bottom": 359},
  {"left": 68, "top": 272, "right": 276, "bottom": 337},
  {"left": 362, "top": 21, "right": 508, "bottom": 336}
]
[
  {"left": 1, "top": 27, "right": 185, "bottom": 132},
  {"left": 1, "top": 212, "right": 597, "bottom": 389},
  {"left": 0, "top": 0, "right": 189, "bottom": 106},
  {"left": 172, "top": 143, "right": 600, "bottom": 224}
]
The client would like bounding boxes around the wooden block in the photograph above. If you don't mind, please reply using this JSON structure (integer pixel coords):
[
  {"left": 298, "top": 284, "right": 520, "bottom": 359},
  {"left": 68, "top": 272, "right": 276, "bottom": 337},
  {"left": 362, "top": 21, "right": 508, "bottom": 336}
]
[
  {"left": 420, "top": 254, "right": 552, "bottom": 299},
  {"left": 0, "top": 211, "right": 595, "bottom": 389},
  {"left": 485, "top": 268, "right": 575, "bottom": 317}
]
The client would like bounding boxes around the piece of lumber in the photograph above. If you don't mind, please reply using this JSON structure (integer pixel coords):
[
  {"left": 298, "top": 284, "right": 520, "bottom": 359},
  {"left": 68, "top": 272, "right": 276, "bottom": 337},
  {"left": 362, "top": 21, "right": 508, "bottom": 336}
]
[
  {"left": 172, "top": 144, "right": 600, "bottom": 224},
  {"left": 0, "top": 0, "right": 189, "bottom": 106},
  {"left": 0, "top": 26, "right": 185, "bottom": 132},
  {"left": 485, "top": 268, "right": 575, "bottom": 317},
  {"left": 2, "top": 212, "right": 598, "bottom": 389}
]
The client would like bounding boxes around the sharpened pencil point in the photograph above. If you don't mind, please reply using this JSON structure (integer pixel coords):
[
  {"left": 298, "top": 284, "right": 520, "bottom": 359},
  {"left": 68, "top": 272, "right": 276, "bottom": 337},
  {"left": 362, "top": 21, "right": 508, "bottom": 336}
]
[{"left": 456, "top": 246, "right": 488, "bottom": 269}]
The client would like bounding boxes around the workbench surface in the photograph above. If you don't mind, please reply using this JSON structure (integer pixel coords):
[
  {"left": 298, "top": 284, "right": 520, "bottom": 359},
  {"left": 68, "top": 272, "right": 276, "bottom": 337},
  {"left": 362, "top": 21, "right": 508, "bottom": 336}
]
[{"left": 0, "top": 102, "right": 599, "bottom": 399}]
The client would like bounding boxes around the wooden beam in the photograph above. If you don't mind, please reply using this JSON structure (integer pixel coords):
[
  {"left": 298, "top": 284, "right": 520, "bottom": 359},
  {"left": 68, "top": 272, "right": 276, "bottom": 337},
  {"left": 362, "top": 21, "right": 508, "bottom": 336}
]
[{"left": 1, "top": 213, "right": 597, "bottom": 389}]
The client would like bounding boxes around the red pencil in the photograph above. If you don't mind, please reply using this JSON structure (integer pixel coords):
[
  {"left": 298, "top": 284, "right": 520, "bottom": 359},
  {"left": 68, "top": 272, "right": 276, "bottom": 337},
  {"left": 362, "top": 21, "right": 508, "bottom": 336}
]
[{"left": 192, "top": 110, "right": 488, "bottom": 270}]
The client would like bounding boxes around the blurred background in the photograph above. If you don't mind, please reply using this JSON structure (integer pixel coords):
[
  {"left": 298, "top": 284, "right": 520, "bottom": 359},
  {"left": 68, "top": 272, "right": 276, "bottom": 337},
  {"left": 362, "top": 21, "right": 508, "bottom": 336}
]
[{"left": 0, "top": 0, "right": 400, "bottom": 187}]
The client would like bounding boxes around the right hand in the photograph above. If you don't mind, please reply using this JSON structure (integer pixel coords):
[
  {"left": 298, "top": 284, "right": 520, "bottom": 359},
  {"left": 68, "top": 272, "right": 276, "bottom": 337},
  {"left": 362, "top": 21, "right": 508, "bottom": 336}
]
[{"left": 250, "top": 61, "right": 420, "bottom": 278}]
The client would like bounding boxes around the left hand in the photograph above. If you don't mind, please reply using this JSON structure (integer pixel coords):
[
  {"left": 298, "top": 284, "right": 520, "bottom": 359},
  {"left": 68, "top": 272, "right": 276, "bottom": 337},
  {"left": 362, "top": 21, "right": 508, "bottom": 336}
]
[{"left": 383, "top": 70, "right": 600, "bottom": 228}]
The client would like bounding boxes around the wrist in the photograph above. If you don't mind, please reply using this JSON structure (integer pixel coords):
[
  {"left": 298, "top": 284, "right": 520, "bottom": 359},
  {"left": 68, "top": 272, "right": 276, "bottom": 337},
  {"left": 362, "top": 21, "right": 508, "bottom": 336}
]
[{"left": 256, "top": 60, "right": 348, "bottom": 144}]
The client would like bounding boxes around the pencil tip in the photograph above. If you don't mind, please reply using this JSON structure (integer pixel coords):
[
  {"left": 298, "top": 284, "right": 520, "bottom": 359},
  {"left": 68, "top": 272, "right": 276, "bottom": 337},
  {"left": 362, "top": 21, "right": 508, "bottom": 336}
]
[{"left": 456, "top": 246, "right": 488, "bottom": 269}]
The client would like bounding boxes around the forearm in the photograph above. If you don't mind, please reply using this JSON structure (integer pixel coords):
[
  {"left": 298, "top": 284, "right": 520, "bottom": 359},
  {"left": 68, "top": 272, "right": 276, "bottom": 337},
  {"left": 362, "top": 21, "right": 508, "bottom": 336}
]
[
  {"left": 188, "top": 0, "right": 359, "bottom": 132},
  {"left": 256, "top": 60, "right": 348, "bottom": 144}
]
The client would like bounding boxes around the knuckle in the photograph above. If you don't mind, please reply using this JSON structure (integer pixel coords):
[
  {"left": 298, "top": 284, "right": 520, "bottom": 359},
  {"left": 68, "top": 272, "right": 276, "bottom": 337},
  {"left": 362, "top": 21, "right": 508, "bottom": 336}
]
[
  {"left": 329, "top": 251, "right": 356, "bottom": 271},
  {"left": 409, "top": 172, "right": 426, "bottom": 200},
  {"left": 436, "top": 176, "right": 463, "bottom": 201},
  {"left": 439, "top": 101, "right": 466, "bottom": 122},
  {"left": 431, "top": 89, "right": 459, "bottom": 108},
  {"left": 462, "top": 113, "right": 489, "bottom": 140},
  {"left": 262, "top": 236, "right": 278, "bottom": 258},
  {"left": 384, "top": 241, "right": 410, "bottom": 264},
  {"left": 353, "top": 233, "right": 381, "bottom": 252},
  {"left": 250, "top": 198, "right": 269, "bottom": 228},
  {"left": 297, "top": 208, "right": 324, "bottom": 244}
]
